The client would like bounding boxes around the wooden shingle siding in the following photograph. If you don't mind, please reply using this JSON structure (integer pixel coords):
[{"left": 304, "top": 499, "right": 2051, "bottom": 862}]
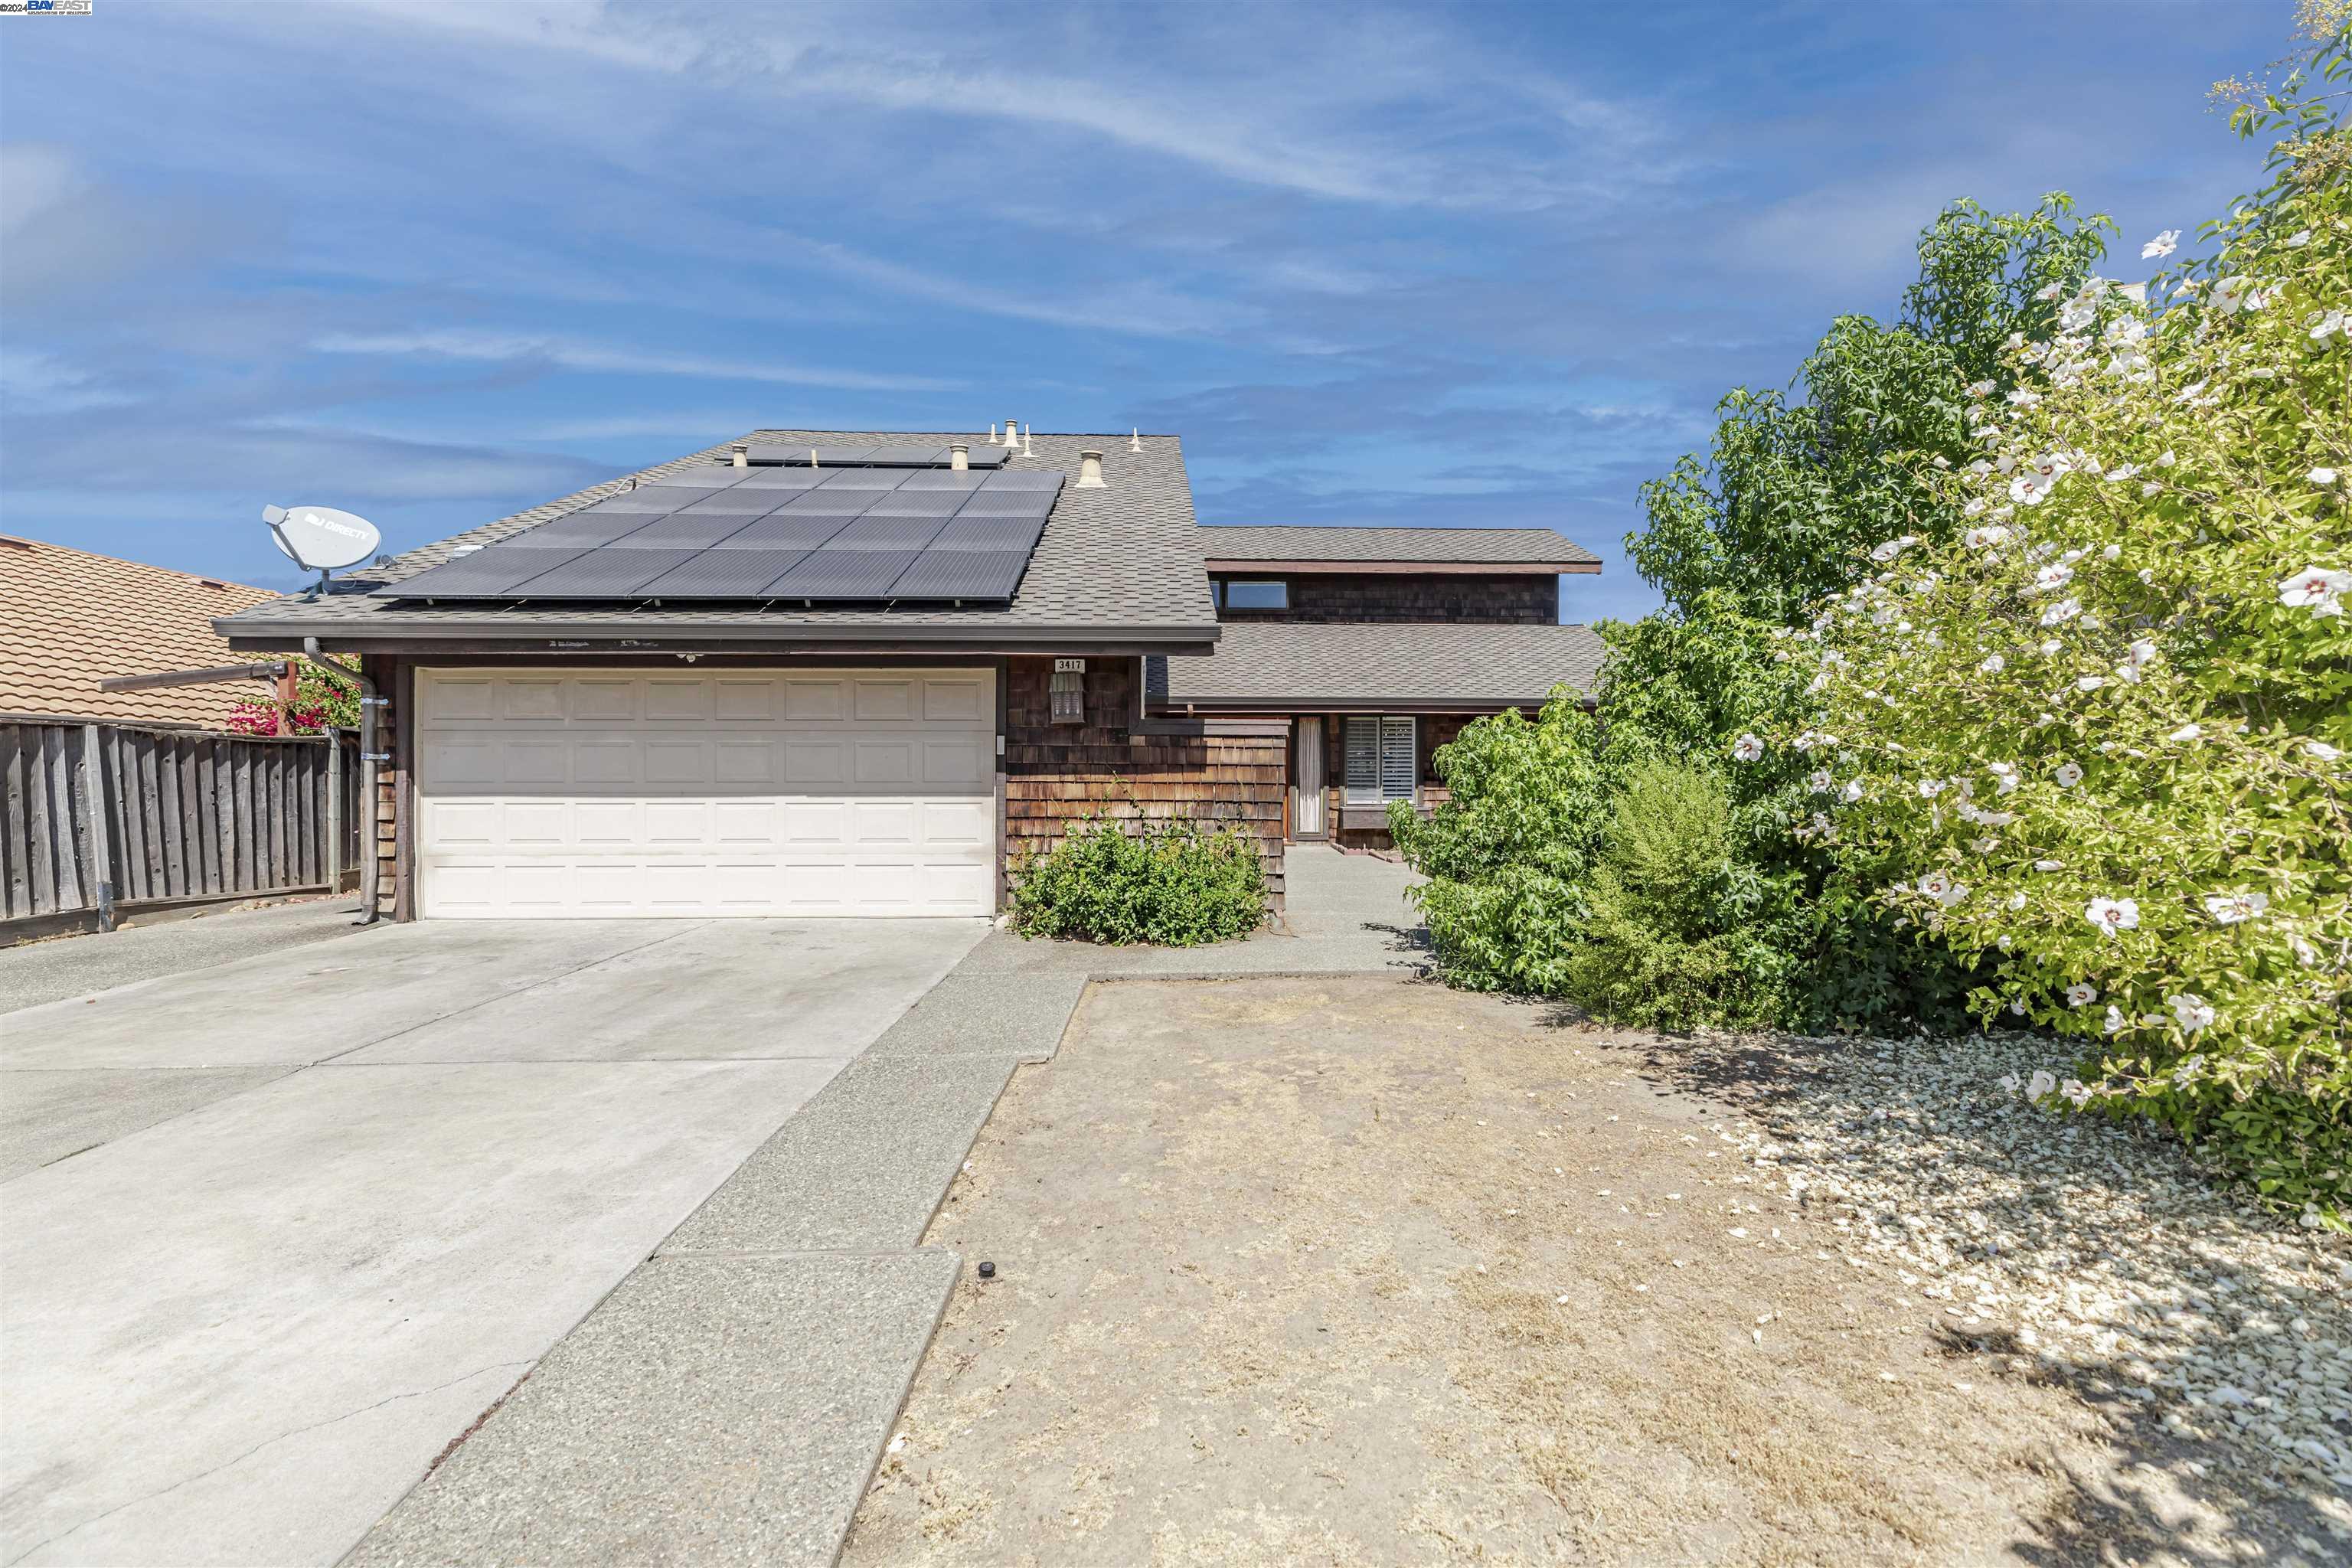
[
  {"left": 1004, "top": 656, "right": 1286, "bottom": 909},
  {"left": 1215, "top": 573, "right": 1557, "bottom": 626}
]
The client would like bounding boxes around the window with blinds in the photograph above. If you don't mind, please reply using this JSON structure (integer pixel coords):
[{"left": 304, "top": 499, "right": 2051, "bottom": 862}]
[{"left": 1344, "top": 716, "right": 1416, "bottom": 805}]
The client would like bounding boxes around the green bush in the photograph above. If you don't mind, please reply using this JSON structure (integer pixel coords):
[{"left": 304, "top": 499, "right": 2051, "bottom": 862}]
[
  {"left": 1787, "top": 32, "right": 2350, "bottom": 1220},
  {"left": 1390, "top": 694, "right": 1609, "bottom": 994},
  {"left": 1564, "top": 761, "right": 1798, "bottom": 1030},
  {"left": 1008, "top": 816, "right": 1266, "bottom": 946}
]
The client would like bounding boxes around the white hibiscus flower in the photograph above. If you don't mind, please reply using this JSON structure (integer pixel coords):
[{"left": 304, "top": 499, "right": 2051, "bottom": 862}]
[
  {"left": 2076, "top": 675, "right": 2106, "bottom": 692},
  {"left": 1869, "top": 535, "right": 1919, "bottom": 563},
  {"left": 2141, "top": 230, "right": 2179, "bottom": 259},
  {"left": 1965, "top": 524, "right": 2010, "bottom": 549},
  {"left": 2040, "top": 597, "right": 2082, "bottom": 626},
  {"left": 2086, "top": 897, "right": 2140, "bottom": 936},
  {"left": 2277, "top": 564, "right": 2350, "bottom": 615},
  {"left": 2102, "top": 1005, "right": 2127, "bottom": 1034},
  {"left": 1840, "top": 779, "right": 1864, "bottom": 804},
  {"left": 1808, "top": 769, "right": 1833, "bottom": 793},
  {"left": 2029, "top": 564, "right": 2074, "bottom": 594},
  {"left": 2168, "top": 723, "right": 2202, "bottom": 742},
  {"left": 2168, "top": 993, "right": 2215, "bottom": 1031},
  {"left": 1917, "top": 778, "right": 1943, "bottom": 799},
  {"left": 1731, "top": 733, "right": 1764, "bottom": 763},
  {"left": 1979, "top": 653, "right": 2006, "bottom": 675},
  {"left": 1987, "top": 761, "right": 2018, "bottom": 792},
  {"left": 2060, "top": 1079, "right": 2094, "bottom": 1108},
  {"left": 2308, "top": 740, "right": 2343, "bottom": 762},
  {"left": 2027, "top": 1068, "right": 2059, "bottom": 1099},
  {"left": 2203, "top": 891, "right": 2269, "bottom": 924},
  {"left": 2053, "top": 761, "right": 2082, "bottom": 788},
  {"left": 2311, "top": 468, "right": 2338, "bottom": 486},
  {"left": 2064, "top": 982, "right": 2098, "bottom": 1007}
]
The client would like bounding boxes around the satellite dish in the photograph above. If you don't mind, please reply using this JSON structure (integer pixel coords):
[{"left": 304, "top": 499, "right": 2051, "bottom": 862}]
[{"left": 263, "top": 505, "right": 381, "bottom": 573}]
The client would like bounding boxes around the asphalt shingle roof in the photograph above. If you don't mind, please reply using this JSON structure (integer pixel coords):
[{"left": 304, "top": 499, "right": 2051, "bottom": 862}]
[
  {"left": 1, "top": 536, "right": 279, "bottom": 727},
  {"left": 217, "top": 431, "right": 1217, "bottom": 648},
  {"left": 1198, "top": 524, "right": 1599, "bottom": 567},
  {"left": 1150, "top": 620, "right": 1607, "bottom": 709}
]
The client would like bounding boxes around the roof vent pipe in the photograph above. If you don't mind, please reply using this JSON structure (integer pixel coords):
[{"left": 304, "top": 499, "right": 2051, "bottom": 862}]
[
  {"left": 988, "top": 423, "right": 999, "bottom": 443},
  {"left": 949, "top": 443, "right": 969, "bottom": 472},
  {"left": 1002, "top": 418, "right": 1021, "bottom": 449},
  {"left": 1076, "top": 449, "right": 1106, "bottom": 488},
  {"left": 731, "top": 443, "right": 749, "bottom": 469},
  {"left": 1021, "top": 424, "right": 1035, "bottom": 458},
  {"left": 1129, "top": 428, "right": 1142, "bottom": 452}
]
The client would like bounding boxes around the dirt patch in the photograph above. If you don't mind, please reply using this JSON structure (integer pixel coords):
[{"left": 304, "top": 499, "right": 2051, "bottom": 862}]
[{"left": 844, "top": 976, "right": 2337, "bottom": 1566}]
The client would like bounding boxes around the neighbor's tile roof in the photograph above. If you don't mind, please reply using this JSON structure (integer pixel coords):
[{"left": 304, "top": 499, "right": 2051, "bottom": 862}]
[
  {"left": 0, "top": 536, "right": 279, "bottom": 727},
  {"left": 217, "top": 431, "right": 1217, "bottom": 646},
  {"left": 1199, "top": 524, "right": 1600, "bottom": 567},
  {"left": 1150, "top": 619, "right": 1607, "bottom": 708}
]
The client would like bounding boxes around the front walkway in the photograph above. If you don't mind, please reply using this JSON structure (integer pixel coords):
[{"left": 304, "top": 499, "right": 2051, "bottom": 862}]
[{"left": 345, "top": 845, "right": 1429, "bottom": 1567}]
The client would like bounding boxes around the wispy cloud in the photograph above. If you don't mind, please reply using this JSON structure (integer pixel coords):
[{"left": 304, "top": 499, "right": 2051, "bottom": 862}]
[{"left": 310, "top": 329, "right": 961, "bottom": 393}]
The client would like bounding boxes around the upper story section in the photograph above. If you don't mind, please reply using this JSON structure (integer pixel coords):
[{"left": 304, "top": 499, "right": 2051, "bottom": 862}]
[{"left": 1197, "top": 526, "right": 1600, "bottom": 626}]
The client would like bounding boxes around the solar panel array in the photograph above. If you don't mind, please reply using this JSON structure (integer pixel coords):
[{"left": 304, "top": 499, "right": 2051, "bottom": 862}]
[{"left": 378, "top": 462, "right": 1063, "bottom": 603}]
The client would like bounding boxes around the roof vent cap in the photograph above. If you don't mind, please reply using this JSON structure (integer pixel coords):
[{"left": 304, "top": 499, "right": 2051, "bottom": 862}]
[
  {"left": 1076, "top": 449, "right": 1106, "bottom": 488},
  {"left": 1002, "top": 418, "right": 1021, "bottom": 450},
  {"left": 731, "top": 443, "right": 749, "bottom": 469},
  {"left": 949, "top": 443, "right": 969, "bottom": 472}
]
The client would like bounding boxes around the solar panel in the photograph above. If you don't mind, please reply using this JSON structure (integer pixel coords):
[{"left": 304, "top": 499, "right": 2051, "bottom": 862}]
[
  {"left": 674, "top": 493, "right": 781, "bottom": 514},
  {"left": 812, "top": 468, "right": 907, "bottom": 492},
  {"left": 606, "top": 514, "right": 763, "bottom": 548},
  {"left": 521, "top": 511, "right": 666, "bottom": 544},
  {"left": 809, "top": 446, "right": 882, "bottom": 466},
  {"left": 977, "top": 469, "right": 1065, "bottom": 492},
  {"left": 954, "top": 493, "right": 1057, "bottom": 519},
  {"left": 895, "top": 469, "right": 987, "bottom": 492},
  {"left": 713, "top": 514, "right": 858, "bottom": 549},
  {"left": 766, "top": 548, "right": 921, "bottom": 599},
  {"left": 377, "top": 544, "right": 590, "bottom": 598},
  {"left": 825, "top": 514, "right": 953, "bottom": 550},
  {"left": 633, "top": 548, "right": 809, "bottom": 598},
  {"left": 644, "top": 467, "right": 740, "bottom": 487},
  {"left": 501, "top": 548, "right": 701, "bottom": 597},
  {"left": 861, "top": 444, "right": 949, "bottom": 466},
  {"left": 732, "top": 468, "right": 831, "bottom": 489},
  {"left": 929, "top": 515, "right": 1046, "bottom": 551},
  {"left": 887, "top": 549, "right": 1031, "bottom": 599},
  {"left": 578, "top": 493, "right": 678, "bottom": 515},
  {"left": 861, "top": 492, "right": 966, "bottom": 518},
  {"left": 775, "top": 491, "right": 877, "bottom": 517}
]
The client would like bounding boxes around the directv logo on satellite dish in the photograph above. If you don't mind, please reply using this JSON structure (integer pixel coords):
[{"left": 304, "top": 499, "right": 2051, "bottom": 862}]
[{"left": 263, "top": 504, "right": 382, "bottom": 590}]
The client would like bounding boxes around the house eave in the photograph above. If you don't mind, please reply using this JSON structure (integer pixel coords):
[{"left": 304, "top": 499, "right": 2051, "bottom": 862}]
[
  {"left": 220, "top": 615, "right": 1221, "bottom": 658},
  {"left": 1203, "top": 560, "right": 1600, "bottom": 577}
]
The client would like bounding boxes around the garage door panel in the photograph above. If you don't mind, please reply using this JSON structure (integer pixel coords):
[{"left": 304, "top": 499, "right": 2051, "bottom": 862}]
[
  {"left": 921, "top": 799, "right": 993, "bottom": 846},
  {"left": 500, "top": 678, "right": 567, "bottom": 722},
  {"left": 782, "top": 679, "right": 844, "bottom": 721},
  {"left": 643, "top": 739, "right": 708, "bottom": 786},
  {"left": 923, "top": 680, "right": 984, "bottom": 722},
  {"left": 854, "top": 740, "right": 916, "bottom": 786},
  {"left": 714, "top": 679, "right": 775, "bottom": 722},
  {"left": 570, "top": 678, "right": 638, "bottom": 722},
  {"left": 645, "top": 679, "right": 710, "bottom": 721},
  {"left": 419, "top": 668, "right": 997, "bottom": 918},
  {"left": 783, "top": 740, "right": 845, "bottom": 785}
]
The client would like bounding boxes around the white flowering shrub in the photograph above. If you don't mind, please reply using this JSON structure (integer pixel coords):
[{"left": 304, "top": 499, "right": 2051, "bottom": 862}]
[{"left": 1788, "top": 41, "right": 2352, "bottom": 1220}]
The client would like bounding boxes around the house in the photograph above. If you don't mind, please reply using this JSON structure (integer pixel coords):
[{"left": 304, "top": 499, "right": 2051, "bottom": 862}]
[
  {"left": 0, "top": 535, "right": 281, "bottom": 727},
  {"left": 1153, "top": 525, "right": 1606, "bottom": 846},
  {"left": 214, "top": 430, "right": 1604, "bottom": 923}
]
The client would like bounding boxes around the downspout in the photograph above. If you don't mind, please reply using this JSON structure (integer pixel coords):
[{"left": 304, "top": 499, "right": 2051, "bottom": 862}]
[{"left": 304, "top": 639, "right": 380, "bottom": 924}]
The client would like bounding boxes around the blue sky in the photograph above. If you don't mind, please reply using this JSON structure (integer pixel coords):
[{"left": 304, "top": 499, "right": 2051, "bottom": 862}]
[{"left": 0, "top": 1, "right": 2293, "bottom": 622}]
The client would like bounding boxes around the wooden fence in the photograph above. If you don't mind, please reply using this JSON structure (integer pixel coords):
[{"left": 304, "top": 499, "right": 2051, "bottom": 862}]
[{"left": 1, "top": 720, "right": 361, "bottom": 938}]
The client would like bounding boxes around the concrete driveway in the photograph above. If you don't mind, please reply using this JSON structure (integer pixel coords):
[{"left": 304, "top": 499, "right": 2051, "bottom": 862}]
[{"left": 0, "top": 916, "right": 985, "bottom": 1567}]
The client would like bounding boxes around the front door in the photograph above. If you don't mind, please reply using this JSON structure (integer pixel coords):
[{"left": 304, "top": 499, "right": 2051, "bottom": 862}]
[{"left": 1292, "top": 717, "right": 1326, "bottom": 838}]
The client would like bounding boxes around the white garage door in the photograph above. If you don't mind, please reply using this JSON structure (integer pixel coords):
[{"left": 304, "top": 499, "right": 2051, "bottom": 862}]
[{"left": 415, "top": 667, "right": 997, "bottom": 918}]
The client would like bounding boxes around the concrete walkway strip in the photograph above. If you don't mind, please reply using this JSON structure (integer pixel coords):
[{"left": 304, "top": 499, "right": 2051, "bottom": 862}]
[
  {"left": 343, "top": 1252, "right": 959, "bottom": 1568},
  {"left": 0, "top": 1065, "right": 296, "bottom": 1183},
  {"left": 660, "top": 1053, "right": 1025, "bottom": 1256}
]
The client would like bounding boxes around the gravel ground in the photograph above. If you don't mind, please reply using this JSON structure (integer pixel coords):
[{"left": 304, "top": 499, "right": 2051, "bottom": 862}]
[
  {"left": 1669, "top": 1024, "right": 2352, "bottom": 1543},
  {"left": 846, "top": 975, "right": 2350, "bottom": 1566}
]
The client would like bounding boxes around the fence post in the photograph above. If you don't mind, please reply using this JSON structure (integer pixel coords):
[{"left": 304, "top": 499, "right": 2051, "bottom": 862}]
[
  {"left": 325, "top": 729, "right": 344, "bottom": 894},
  {"left": 80, "top": 723, "right": 117, "bottom": 932}
]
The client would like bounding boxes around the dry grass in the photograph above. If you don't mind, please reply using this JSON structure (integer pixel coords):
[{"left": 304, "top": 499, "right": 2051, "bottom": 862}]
[{"left": 844, "top": 976, "right": 2253, "bottom": 1567}]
